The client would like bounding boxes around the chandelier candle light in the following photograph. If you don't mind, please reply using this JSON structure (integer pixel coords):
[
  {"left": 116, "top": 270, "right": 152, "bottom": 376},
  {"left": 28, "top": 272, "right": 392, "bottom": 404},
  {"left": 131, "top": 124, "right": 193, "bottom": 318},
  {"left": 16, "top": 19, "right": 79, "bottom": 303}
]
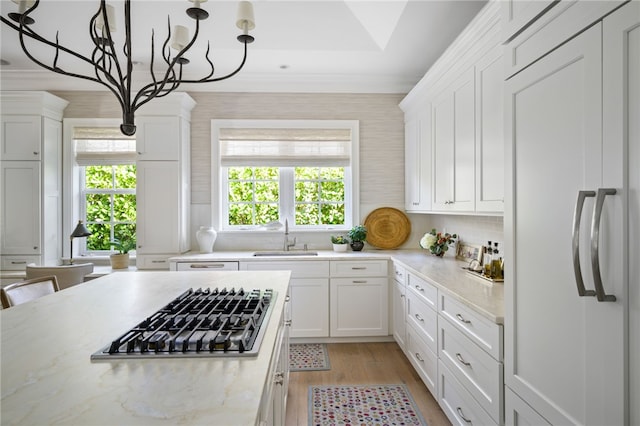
[{"left": 1, "top": 0, "right": 256, "bottom": 136}]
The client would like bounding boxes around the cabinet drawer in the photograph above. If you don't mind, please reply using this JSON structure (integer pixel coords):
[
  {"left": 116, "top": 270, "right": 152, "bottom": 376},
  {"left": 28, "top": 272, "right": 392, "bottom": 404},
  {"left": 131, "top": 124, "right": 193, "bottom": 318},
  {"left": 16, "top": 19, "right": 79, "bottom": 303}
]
[
  {"left": 175, "top": 261, "right": 239, "bottom": 271},
  {"left": 438, "top": 360, "right": 498, "bottom": 426},
  {"left": 393, "top": 263, "right": 406, "bottom": 285},
  {"left": 407, "top": 273, "right": 438, "bottom": 310},
  {"left": 1, "top": 256, "right": 41, "bottom": 270},
  {"left": 406, "top": 286, "right": 438, "bottom": 353},
  {"left": 241, "top": 261, "right": 329, "bottom": 278},
  {"left": 439, "top": 293, "right": 503, "bottom": 361},
  {"left": 406, "top": 322, "right": 438, "bottom": 396},
  {"left": 439, "top": 318, "right": 503, "bottom": 424},
  {"left": 330, "top": 260, "right": 388, "bottom": 277},
  {"left": 136, "top": 255, "right": 171, "bottom": 270}
]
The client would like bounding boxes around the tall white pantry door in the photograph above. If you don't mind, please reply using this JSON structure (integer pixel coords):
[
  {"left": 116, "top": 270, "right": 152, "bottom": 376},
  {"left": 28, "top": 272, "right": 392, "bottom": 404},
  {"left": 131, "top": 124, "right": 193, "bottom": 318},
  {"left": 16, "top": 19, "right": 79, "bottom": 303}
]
[{"left": 504, "top": 7, "right": 633, "bottom": 424}]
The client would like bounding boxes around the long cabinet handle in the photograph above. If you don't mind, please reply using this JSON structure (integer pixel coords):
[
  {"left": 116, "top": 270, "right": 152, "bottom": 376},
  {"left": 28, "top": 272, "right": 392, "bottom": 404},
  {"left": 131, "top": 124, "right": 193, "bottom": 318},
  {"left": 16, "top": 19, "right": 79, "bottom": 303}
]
[
  {"left": 590, "top": 188, "right": 617, "bottom": 302},
  {"left": 572, "top": 190, "right": 596, "bottom": 297}
]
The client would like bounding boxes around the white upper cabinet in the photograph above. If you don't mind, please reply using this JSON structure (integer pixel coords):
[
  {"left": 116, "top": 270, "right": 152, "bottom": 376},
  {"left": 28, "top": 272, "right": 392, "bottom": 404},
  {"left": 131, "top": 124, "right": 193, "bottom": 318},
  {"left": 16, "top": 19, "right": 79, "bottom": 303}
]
[
  {"left": 475, "top": 45, "right": 504, "bottom": 213},
  {"left": 404, "top": 108, "right": 432, "bottom": 212},
  {"left": 1, "top": 115, "right": 42, "bottom": 160},
  {"left": 136, "top": 116, "right": 181, "bottom": 161},
  {"left": 400, "top": 1, "right": 502, "bottom": 215},
  {"left": 431, "top": 67, "right": 476, "bottom": 212}
]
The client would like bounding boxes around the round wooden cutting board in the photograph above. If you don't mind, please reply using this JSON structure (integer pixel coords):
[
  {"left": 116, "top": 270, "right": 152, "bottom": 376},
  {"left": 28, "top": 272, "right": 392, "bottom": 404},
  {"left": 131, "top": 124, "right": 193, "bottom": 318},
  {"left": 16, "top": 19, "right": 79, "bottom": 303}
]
[{"left": 363, "top": 207, "right": 411, "bottom": 249}]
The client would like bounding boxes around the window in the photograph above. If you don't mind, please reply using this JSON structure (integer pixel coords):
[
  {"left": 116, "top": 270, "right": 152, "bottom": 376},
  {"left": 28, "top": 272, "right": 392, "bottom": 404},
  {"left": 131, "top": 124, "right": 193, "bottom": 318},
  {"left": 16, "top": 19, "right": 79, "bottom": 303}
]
[
  {"left": 74, "top": 127, "right": 137, "bottom": 253},
  {"left": 214, "top": 120, "right": 359, "bottom": 231}
]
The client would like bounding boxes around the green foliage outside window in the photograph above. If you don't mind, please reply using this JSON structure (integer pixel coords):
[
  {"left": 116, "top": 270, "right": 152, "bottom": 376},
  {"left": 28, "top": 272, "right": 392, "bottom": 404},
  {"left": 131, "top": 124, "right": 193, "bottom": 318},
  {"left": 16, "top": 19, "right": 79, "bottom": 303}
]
[
  {"left": 227, "top": 166, "right": 345, "bottom": 227},
  {"left": 84, "top": 165, "right": 136, "bottom": 251}
]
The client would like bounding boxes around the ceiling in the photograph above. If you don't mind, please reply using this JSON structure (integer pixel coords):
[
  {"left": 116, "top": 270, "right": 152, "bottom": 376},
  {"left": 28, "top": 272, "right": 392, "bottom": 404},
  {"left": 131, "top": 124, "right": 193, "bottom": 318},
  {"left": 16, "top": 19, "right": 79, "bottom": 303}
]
[{"left": 0, "top": 0, "right": 487, "bottom": 94}]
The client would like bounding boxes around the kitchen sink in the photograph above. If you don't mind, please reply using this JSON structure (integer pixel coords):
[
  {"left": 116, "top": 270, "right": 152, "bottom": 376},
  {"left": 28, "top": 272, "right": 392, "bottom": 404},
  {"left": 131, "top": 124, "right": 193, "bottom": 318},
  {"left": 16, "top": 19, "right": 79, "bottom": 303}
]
[{"left": 253, "top": 251, "right": 318, "bottom": 257}]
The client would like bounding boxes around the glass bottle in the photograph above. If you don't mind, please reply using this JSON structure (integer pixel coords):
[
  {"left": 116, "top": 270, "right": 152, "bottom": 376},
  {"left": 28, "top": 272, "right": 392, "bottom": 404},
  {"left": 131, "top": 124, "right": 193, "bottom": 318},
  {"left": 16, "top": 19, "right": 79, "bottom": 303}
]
[{"left": 484, "top": 241, "right": 493, "bottom": 277}]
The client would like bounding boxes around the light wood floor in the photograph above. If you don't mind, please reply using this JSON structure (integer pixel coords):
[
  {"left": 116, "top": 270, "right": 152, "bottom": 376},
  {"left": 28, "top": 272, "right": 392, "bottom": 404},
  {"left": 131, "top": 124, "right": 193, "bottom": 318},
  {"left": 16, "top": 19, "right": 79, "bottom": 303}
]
[{"left": 285, "top": 342, "right": 451, "bottom": 426}]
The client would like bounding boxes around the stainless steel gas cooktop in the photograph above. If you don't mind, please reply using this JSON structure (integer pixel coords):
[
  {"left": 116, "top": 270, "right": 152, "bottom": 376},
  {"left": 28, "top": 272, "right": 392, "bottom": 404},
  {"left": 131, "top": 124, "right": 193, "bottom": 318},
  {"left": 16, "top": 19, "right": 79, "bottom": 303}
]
[{"left": 91, "top": 287, "right": 275, "bottom": 360}]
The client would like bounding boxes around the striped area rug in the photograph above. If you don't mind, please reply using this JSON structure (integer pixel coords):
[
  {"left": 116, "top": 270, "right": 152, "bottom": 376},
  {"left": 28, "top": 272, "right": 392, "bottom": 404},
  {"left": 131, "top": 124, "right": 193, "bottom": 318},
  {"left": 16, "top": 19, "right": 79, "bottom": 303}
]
[
  {"left": 289, "top": 343, "right": 331, "bottom": 371},
  {"left": 309, "top": 384, "right": 427, "bottom": 425}
]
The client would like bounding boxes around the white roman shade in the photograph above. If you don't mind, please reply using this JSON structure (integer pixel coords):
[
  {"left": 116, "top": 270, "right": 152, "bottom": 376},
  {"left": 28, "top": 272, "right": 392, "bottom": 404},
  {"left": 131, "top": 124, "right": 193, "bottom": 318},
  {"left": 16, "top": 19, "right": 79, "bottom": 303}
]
[
  {"left": 219, "top": 128, "right": 352, "bottom": 167},
  {"left": 74, "top": 127, "right": 136, "bottom": 165}
]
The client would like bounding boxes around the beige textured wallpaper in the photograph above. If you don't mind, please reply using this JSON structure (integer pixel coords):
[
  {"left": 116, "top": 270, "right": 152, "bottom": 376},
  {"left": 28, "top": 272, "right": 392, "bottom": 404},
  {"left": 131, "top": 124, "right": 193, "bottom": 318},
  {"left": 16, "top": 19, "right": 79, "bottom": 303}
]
[{"left": 55, "top": 91, "right": 406, "bottom": 215}]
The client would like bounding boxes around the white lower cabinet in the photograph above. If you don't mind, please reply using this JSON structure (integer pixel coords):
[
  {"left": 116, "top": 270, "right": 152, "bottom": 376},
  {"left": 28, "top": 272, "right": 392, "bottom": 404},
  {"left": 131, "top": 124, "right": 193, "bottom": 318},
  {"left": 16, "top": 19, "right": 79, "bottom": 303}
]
[
  {"left": 241, "top": 261, "right": 330, "bottom": 339},
  {"left": 392, "top": 263, "right": 407, "bottom": 351},
  {"left": 329, "top": 260, "right": 389, "bottom": 337},
  {"left": 289, "top": 278, "right": 329, "bottom": 338},
  {"left": 439, "top": 317, "right": 502, "bottom": 424},
  {"left": 406, "top": 321, "right": 438, "bottom": 396},
  {"left": 399, "top": 269, "right": 504, "bottom": 425},
  {"left": 438, "top": 360, "right": 498, "bottom": 426}
]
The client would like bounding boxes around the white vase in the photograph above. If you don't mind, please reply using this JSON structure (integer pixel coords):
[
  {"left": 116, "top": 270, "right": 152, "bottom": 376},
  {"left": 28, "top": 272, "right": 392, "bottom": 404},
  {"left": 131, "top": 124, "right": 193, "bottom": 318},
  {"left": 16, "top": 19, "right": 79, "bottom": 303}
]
[
  {"left": 196, "top": 226, "right": 217, "bottom": 253},
  {"left": 333, "top": 243, "right": 348, "bottom": 252}
]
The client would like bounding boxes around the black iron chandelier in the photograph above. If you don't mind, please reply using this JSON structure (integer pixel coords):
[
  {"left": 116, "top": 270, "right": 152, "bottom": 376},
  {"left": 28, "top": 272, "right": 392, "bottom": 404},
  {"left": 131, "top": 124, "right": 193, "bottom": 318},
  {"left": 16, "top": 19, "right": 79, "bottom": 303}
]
[{"left": 1, "top": 0, "right": 255, "bottom": 136}]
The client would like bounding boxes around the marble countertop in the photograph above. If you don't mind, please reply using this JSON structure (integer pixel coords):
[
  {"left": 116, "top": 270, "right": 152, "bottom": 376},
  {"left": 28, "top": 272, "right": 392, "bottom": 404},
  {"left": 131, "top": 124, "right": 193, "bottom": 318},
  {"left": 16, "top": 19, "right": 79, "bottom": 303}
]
[
  {"left": 170, "top": 249, "right": 504, "bottom": 324},
  {"left": 0, "top": 270, "right": 291, "bottom": 426}
]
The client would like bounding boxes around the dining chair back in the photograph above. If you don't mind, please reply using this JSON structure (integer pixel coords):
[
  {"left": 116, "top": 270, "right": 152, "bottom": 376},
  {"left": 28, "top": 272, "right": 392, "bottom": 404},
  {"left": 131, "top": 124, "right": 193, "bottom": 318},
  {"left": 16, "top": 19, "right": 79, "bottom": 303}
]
[
  {"left": 1, "top": 276, "right": 60, "bottom": 308},
  {"left": 25, "top": 263, "right": 94, "bottom": 290}
]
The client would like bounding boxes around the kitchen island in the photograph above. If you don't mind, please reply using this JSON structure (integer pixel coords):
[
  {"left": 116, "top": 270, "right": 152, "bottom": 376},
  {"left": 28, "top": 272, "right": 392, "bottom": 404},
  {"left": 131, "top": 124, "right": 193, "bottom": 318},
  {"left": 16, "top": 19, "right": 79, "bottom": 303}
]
[{"left": 0, "top": 270, "right": 291, "bottom": 425}]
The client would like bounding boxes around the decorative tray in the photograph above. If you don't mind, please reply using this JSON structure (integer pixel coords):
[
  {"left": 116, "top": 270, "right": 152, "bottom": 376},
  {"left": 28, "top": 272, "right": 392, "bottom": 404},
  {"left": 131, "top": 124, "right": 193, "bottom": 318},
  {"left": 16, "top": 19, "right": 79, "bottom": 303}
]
[
  {"left": 461, "top": 267, "right": 504, "bottom": 283},
  {"left": 363, "top": 207, "right": 411, "bottom": 249}
]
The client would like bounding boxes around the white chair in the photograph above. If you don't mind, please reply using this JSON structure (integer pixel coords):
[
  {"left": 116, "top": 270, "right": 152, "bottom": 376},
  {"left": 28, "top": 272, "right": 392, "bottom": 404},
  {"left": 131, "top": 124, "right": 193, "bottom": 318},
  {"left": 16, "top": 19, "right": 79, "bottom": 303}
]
[
  {"left": 25, "top": 263, "right": 94, "bottom": 290},
  {"left": 1, "top": 276, "right": 60, "bottom": 309}
]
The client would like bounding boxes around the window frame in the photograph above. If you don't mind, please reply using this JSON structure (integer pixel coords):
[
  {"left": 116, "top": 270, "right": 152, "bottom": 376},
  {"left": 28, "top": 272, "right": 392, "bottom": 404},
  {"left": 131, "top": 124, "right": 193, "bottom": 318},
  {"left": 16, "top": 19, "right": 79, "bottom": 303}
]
[
  {"left": 63, "top": 118, "right": 136, "bottom": 259},
  {"left": 212, "top": 119, "right": 359, "bottom": 232}
]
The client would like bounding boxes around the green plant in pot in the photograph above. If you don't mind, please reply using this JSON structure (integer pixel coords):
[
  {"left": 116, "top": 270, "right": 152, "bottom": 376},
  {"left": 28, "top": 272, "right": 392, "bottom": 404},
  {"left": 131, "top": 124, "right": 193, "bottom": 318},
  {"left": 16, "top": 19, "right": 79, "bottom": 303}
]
[
  {"left": 348, "top": 225, "right": 367, "bottom": 251},
  {"left": 110, "top": 237, "right": 136, "bottom": 269},
  {"left": 331, "top": 235, "right": 349, "bottom": 252}
]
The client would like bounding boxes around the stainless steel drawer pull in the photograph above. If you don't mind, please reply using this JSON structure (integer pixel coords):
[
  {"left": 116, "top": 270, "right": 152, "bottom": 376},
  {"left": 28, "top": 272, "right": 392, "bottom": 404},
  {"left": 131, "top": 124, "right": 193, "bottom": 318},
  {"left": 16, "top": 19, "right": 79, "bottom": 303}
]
[
  {"left": 151, "top": 260, "right": 166, "bottom": 263},
  {"left": 415, "top": 285, "right": 424, "bottom": 292},
  {"left": 572, "top": 190, "right": 597, "bottom": 297},
  {"left": 456, "top": 407, "right": 472, "bottom": 423},
  {"left": 414, "top": 313, "right": 424, "bottom": 322},
  {"left": 455, "top": 353, "right": 471, "bottom": 366},
  {"left": 590, "top": 188, "right": 617, "bottom": 302},
  {"left": 190, "top": 264, "right": 225, "bottom": 269},
  {"left": 11, "top": 261, "right": 27, "bottom": 264},
  {"left": 285, "top": 295, "right": 290, "bottom": 302},
  {"left": 455, "top": 313, "right": 471, "bottom": 324},
  {"left": 415, "top": 352, "right": 424, "bottom": 362},
  {"left": 352, "top": 280, "right": 367, "bottom": 284},
  {"left": 351, "top": 267, "right": 367, "bottom": 270}
]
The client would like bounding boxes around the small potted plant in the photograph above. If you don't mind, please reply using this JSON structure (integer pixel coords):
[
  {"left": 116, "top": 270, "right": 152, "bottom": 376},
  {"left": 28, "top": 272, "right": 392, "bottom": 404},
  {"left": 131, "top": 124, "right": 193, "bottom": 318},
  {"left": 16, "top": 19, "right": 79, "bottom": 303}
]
[
  {"left": 347, "top": 225, "right": 367, "bottom": 251},
  {"left": 331, "top": 235, "right": 349, "bottom": 252},
  {"left": 110, "top": 237, "right": 136, "bottom": 269}
]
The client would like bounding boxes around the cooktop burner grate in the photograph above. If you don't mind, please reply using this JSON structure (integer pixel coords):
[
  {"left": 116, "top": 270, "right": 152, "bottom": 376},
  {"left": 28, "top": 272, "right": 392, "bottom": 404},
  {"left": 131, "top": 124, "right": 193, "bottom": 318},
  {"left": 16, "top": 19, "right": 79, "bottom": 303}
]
[{"left": 91, "top": 287, "right": 275, "bottom": 360}]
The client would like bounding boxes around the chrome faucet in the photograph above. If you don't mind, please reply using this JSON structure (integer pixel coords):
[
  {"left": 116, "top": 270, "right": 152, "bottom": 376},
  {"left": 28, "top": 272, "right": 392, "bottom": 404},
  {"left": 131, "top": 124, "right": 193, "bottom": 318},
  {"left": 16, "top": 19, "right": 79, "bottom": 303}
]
[{"left": 283, "top": 219, "right": 296, "bottom": 251}]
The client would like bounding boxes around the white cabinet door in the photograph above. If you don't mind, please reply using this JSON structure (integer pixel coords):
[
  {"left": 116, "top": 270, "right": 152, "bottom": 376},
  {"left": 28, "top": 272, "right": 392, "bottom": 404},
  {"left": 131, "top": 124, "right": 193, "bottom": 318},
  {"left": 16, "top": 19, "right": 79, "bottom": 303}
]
[
  {"left": 136, "top": 161, "right": 181, "bottom": 255},
  {"left": 135, "top": 116, "right": 181, "bottom": 160},
  {"left": 289, "top": 278, "right": 329, "bottom": 338},
  {"left": 1, "top": 161, "right": 41, "bottom": 255},
  {"left": 392, "top": 279, "right": 407, "bottom": 350},
  {"left": 505, "top": 22, "right": 625, "bottom": 425},
  {"left": 330, "top": 277, "right": 388, "bottom": 337},
  {"left": 404, "top": 108, "right": 432, "bottom": 212},
  {"left": 1, "top": 115, "right": 41, "bottom": 160},
  {"left": 475, "top": 45, "right": 504, "bottom": 213},
  {"left": 603, "top": 3, "right": 639, "bottom": 424},
  {"left": 432, "top": 67, "right": 475, "bottom": 212}
]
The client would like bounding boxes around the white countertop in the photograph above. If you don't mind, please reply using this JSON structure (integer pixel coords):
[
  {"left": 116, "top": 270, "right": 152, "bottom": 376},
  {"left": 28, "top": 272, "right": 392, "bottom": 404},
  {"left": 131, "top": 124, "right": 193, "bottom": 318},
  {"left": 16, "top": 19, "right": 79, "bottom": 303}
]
[
  {"left": 0, "top": 270, "right": 291, "bottom": 426},
  {"left": 171, "top": 249, "right": 504, "bottom": 324}
]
